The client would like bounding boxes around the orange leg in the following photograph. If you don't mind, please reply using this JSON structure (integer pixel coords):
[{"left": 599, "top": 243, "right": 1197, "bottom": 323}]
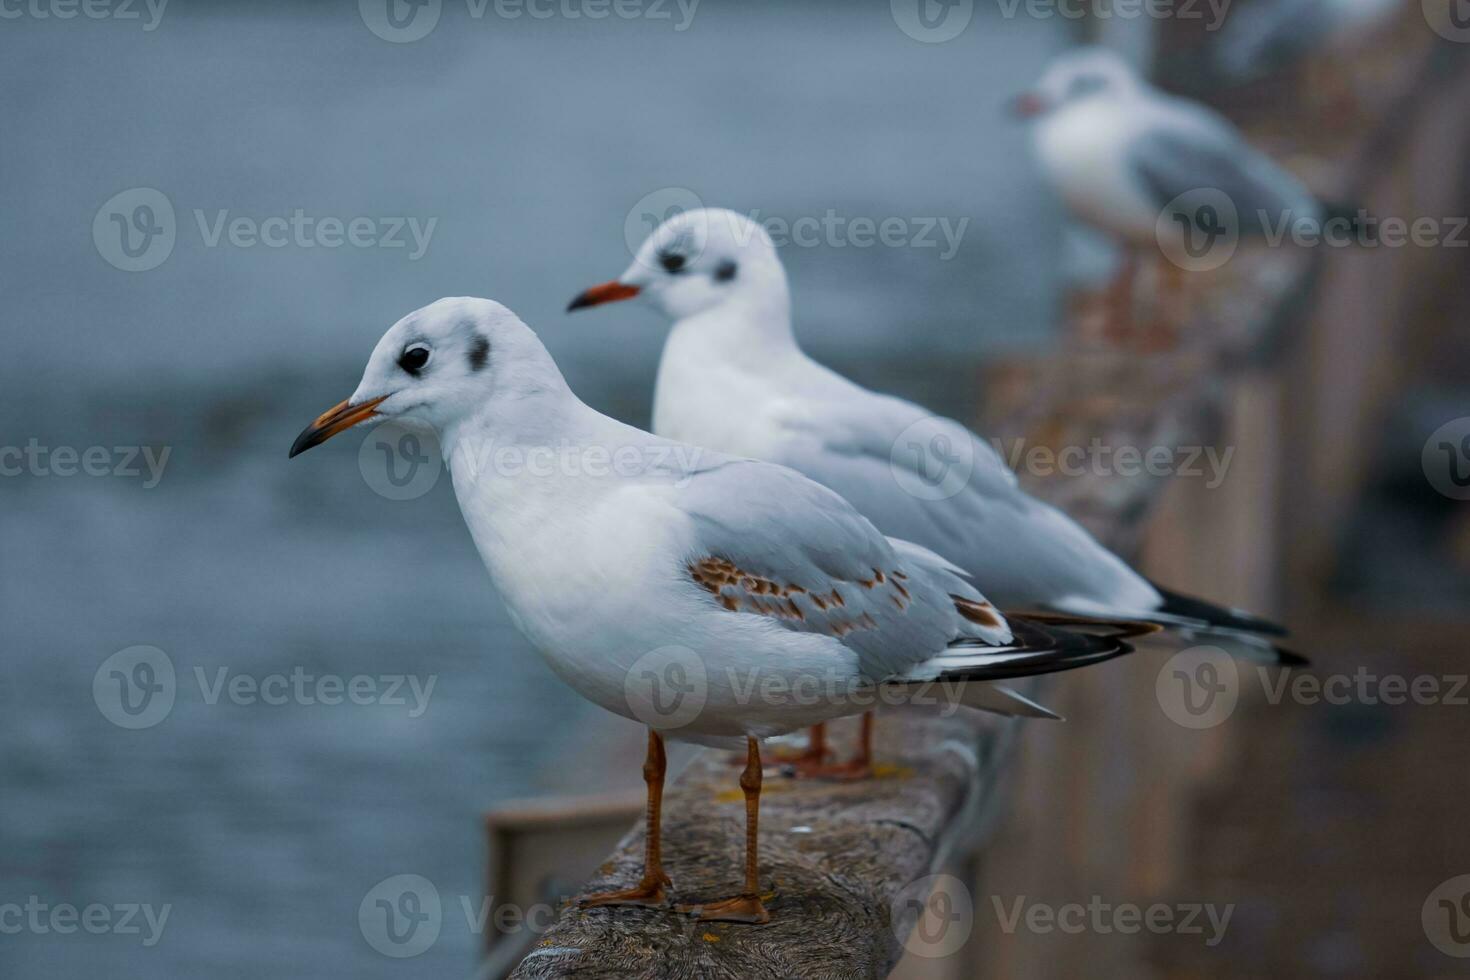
[
  {"left": 579, "top": 729, "right": 671, "bottom": 909},
  {"left": 807, "top": 723, "right": 827, "bottom": 763},
  {"left": 1103, "top": 250, "right": 1138, "bottom": 347},
  {"left": 1145, "top": 255, "right": 1186, "bottom": 351},
  {"left": 768, "top": 723, "right": 828, "bottom": 766},
  {"left": 783, "top": 713, "right": 876, "bottom": 780},
  {"left": 855, "top": 712, "right": 873, "bottom": 769},
  {"left": 681, "top": 736, "right": 770, "bottom": 923}
]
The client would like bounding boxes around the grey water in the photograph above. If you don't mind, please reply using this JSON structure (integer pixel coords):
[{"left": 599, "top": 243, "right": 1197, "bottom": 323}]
[{"left": 1, "top": 3, "right": 1069, "bottom": 976}]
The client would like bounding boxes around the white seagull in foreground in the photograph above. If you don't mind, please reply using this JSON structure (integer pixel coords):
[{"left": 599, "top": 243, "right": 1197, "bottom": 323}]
[
  {"left": 566, "top": 209, "right": 1303, "bottom": 745},
  {"left": 1010, "top": 47, "right": 1346, "bottom": 336},
  {"left": 289, "top": 297, "right": 1141, "bottom": 923}
]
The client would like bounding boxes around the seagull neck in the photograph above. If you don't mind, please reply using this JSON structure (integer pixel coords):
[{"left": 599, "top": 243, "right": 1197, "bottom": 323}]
[
  {"left": 442, "top": 384, "right": 609, "bottom": 460},
  {"left": 668, "top": 295, "right": 800, "bottom": 371},
  {"left": 439, "top": 382, "right": 654, "bottom": 602}
]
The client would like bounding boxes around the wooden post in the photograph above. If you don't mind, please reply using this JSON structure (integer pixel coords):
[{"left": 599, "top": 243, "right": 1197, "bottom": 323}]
[{"left": 508, "top": 710, "right": 1009, "bottom": 979}]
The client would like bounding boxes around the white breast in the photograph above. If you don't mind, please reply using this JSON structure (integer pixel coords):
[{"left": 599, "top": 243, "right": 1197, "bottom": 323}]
[
  {"left": 652, "top": 328, "right": 793, "bottom": 460},
  {"left": 1034, "top": 102, "right": 1158, "bottom": 243}
]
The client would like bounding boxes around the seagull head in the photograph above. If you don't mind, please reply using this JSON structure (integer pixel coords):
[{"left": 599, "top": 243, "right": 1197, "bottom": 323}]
[
  {"left": 567, "top": 206, "right": 788, "bottom": 322},
  {"left": 288, "top": 296, "right": 564, "bottom": 458},
  {"left": 1010, "top": 46, "right": 1143, "bottom": 119}
]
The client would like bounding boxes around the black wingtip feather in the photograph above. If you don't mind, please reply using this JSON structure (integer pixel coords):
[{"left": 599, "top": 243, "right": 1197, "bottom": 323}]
[
  {"left": 942, "top": 616, "right": 1138, "bottom": 682},
  {"left": 1270, "top": 646, "right": 1310, "bottom": 668},
  {"left": 1151, "top": 583, "right": 1289, "bottom": 637}
]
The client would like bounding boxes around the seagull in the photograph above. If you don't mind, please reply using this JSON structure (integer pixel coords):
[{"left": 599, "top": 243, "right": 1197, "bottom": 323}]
[
  {"left": 1009, "top": 46, "right": 1340, "bottom": 340},
  {"left": 566, "top": 209, "right": 1302, "bottom": 678},
  {"left": 288, "top": 297, "right": 1141, "bottom": 924}
]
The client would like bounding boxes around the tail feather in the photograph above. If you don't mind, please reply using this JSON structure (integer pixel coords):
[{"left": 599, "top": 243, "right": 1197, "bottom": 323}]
[
  {"left": 1150, "top": 584, "right": 1287, "bottom": 636},
  {"left": 1051, "top": 584, "right": 1308, "bottom": 667},
  {"left": 892, "top": 614, "right": 1138, "bottom": 685},
  {"left": 954, "top": 684, "right": 1063, "bottom": 720},
  {"left": 1171, "top": 628, "right": 1310, "bottom": 668}
]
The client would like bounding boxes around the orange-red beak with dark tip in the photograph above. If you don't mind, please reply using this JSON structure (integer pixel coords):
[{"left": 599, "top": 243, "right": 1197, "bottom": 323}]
[
  {"left": 288, "top": 395, "right": 387, "bottom": 458},
  {"left": 1010, "top": 92, "right": 1046, "bottom": 118},
  {"left": 566, "top": 280, "right": 640, "bottom": 312}
]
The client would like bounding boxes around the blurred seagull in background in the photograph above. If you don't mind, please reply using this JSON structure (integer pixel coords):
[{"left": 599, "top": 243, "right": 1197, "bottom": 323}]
[
  {"left": 568, "top": 207, "right": 1303, "bottom": 764},
  {"left": 1010, "top": 47, "right": 1351, "bottom": 340},
  {"left": 1212, "top": 0, "right": 1402, "bottom": 85},
  {"left": 288, "top": 296, "right": 1140, "bottom": 923}
]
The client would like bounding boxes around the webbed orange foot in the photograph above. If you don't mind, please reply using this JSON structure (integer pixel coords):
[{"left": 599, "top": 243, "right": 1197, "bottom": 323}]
[
  {"left": 678, "top": 893, "right": 770, "bottom": 924},
  {"left": 578, "top": 873, "right": 672, "bottom": 910}
]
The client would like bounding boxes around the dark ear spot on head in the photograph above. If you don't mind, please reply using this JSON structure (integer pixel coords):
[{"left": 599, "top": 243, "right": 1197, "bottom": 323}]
[
  {"left": 714, "top": 259, "right": 738, "bottom": 283},
  {"left": 468, "top": 335, "right": 490, "bottom": 372}
]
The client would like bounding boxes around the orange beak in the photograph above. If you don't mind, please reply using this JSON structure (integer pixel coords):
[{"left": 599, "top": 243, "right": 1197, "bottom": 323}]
[
  {"left": 566, "top": 280, "right": 640, "bottom": 312},
  {"left": 1010, "top": 92, "right": 1046, "bottom": 118},
  {"left": 288, "top": 395, "right": 387, "bottom": 458}
]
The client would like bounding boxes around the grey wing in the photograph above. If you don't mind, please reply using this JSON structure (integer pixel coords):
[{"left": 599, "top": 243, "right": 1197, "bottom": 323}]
[
  {"left": 790, "top": 388, "right": 1018, "bottom": 499},
  {"left": 669, "top": 458, "right": 1005, "bottom": 679},
  {"left": 774, "top": 392, "right": 1163, "bottom": 615},
  {"left": 1128, "top": 116, "right": 1319, "bottom": 235},
  {"left": 1215, "top": 0, "right": 1329, "bottom": 79}
]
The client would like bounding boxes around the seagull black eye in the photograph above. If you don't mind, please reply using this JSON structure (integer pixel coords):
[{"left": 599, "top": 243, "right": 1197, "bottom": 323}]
[
  {"left": 1069, "top": 74, "right": 1107, "bottom": 97},
  {"left": 714, "top": 259, "right": 738, "bottom": 283},
  {"left": 398, "top": 345, "right": 430, "bottom": 375},
  {"left": 659, "top": 251, "right": 687, "bottom": 274}
]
